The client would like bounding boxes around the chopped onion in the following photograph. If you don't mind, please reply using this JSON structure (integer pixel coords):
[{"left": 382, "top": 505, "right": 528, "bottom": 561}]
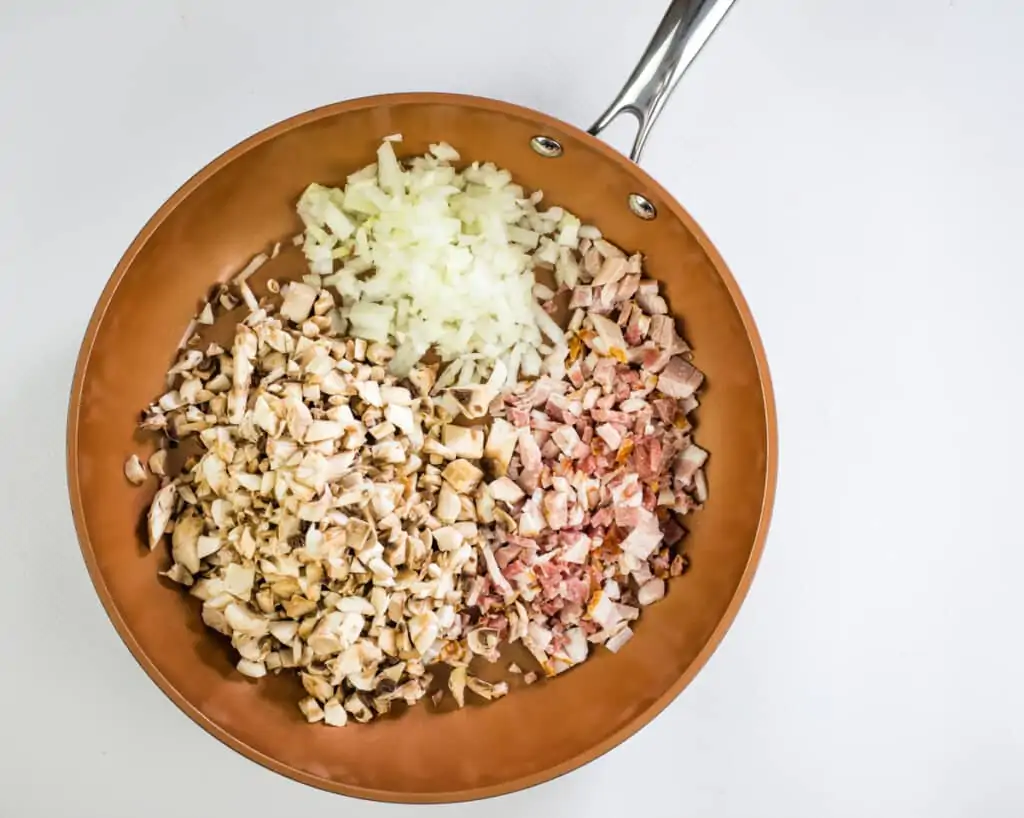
[{"left": 294, "top": 139, "right": 586, "bottom": 383}]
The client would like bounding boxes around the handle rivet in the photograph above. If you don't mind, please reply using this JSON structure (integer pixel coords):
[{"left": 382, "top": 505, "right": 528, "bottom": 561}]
[
  {"left": 530, "top": 136, "right": 564, "bottom": 158},
  {"left": 628, "top": 193, "right": 657, "bottom": 220}
]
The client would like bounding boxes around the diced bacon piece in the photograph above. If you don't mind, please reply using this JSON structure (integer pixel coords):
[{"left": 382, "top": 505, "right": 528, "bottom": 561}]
[
  {"left": 508, "top": 406, "right": 531, "bottom": 427},
  {"left": 595, "top": 423, "right": 622, "bottom": 451},
  {"left": 674, "top": 443, "right": 709, "bottom": 485},
  {"left": 567, "top": 360, "right": 585, "bottom": 388},
  {"left": 563, "top": 578, "right": 591, "bottom": 606},
  {"left": 540, "top": 439, "right": 560, "bottom": 460},
  {"left": 592, "top": 358, "right": 616, "bottom": 393},
  {"left": 591, "top": 408, "right": 632, "bottom": 424},
  {"left": 588, "top": 313, "right": 627, "bottom": 356},
  {"left": 552, "top": 425, "right": 582, "bottom": 457},
  {"left": 569, "top": 285, "right": 594, "bottom": 309},
  {"left": 615, "top": 505, "right": 641, "bottom": 529},
  {"left": 542, "top": 490, "right": 569, "bottom": 530},
  {"left": 587, "top": 590, "right": 622, "bottom": 630},
  {"left": 560, "top": 531, "right": 592, "bottom": 563},
  {"left": 636, "top": 280, "right": 668, "bottom": 314},
  {"left": 633, "top": 437, "right": 664, "bottom": 480},
  {"left": 617, "top": 274, "right": 640, "bottom": 304},
  {"left": 519, "top": 497, "right": 546, "bottom": 537},
  {"left": 590, "top": 507, "right": 613, "bottom": 528},
  {"left": 649, "top": 314, "right": 690, "bottom": 355},
  {"left": 620, "top": 508, "right": 663, "bottom": 560},
  {"left": 657, "top": 356, "right": 704, "bottom": 399},
  {"left": 632, "top": 343, "right": 672, "bottom": 373},
  {"left": 637, "top": 578, "right": 666, "bottom": 606},
  {"left": 530, "top": 410, "right": 559, "bottom": 432},
  {"left": 653, "top": 398, "right": 677, "bottom": 424},
  {"left": 517, "top": 428, "right": 543, "bottom": 491},
  {"left": 592, "top": 256, "right": 628, "bottom": 287},
  {"left": 625, "top": 307, "right": 646, "bottom": 346},
  {"left": 605, "top": 625, "right": 634, "bottom": 653},
  {"left": 663, "top": 515, "right": 686, "bottom": 545},
  {"left": 494, "top": 544, "right": 523, "bottom": 569}
]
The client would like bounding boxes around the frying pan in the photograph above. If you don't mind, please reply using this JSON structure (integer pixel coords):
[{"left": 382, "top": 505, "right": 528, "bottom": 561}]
[{"left": 67, "top": 0, "right": 776, "bottom": 803}]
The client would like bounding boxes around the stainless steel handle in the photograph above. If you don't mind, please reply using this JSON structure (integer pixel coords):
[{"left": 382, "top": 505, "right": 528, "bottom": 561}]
[{"left": 589, "top": 0, "right": 737, "bottom": 163}]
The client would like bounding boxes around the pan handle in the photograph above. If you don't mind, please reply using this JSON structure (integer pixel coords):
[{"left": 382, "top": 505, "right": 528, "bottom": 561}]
[{"left": 588, "top": 0, "right": 737, "bottom": 163}]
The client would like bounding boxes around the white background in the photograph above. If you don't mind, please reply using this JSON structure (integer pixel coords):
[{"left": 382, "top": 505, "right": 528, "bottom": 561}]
[{"left": 1, "top": 0, "right": 1022, "bottom": 815}]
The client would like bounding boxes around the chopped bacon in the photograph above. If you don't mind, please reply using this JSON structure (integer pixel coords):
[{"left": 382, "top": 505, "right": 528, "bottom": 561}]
[
  {"left": 569, "top": 285, "right": 594, "bottom": 309},
  {"left": 673, "top": 443, "right": 708, "bottom": 486},
  {"left": 592, "top": 358, "right": 616, "bottom": 392},
  {"left": 638, "top": 344, "right": 672, "bottom": 373},
  {"left": 590, "top": 507, "right": 613, "bottom": 528},
  {"left": 468, "top": 262, "right": 707, "bottom": 680},
  {"left": 563, "top": 577, "right": 591, "bottom": 605},
  {"left": 508, "top": 405, "right": 531, "bottom": 427},
  {"left": 615, "top": 505, "right": 641, "bottom": 529},
  {"left": 542, "top": 490, "right": 569, "bottom": 530},
  {"left": 567, "top": 360, "right": 585, "bottom": 388},
  {"left": 530, "top": 410, "right": 559, "bottom": 432},
  {"left": 613, "top": 379, "right": 632, "bottom": 402},
  {"left": 517, "top": 427, "right": 543, "bottom": 491},
  {"left": 663, "top": 516, "right": 686, "bottom": 546},
  {"left": 625, "top": 308, "right": 645, "bottom": 346},
  {"left": 634, "top": 437, "right": 663, "bottom": 480},
  {"left": 657, "top": 356, "right": 704, "bottom": 399},
  {"left": 636, "top": 280, "right": 668, "bottom": 314},
  {"left": 494, "top": 544, "right": 523, "bottom": 569},
  {"left": 653, "top": 398, "right": 677, "bottom": 424},
  {"left": 617, "top": 274, "right": 640, "bottom": 303},
  {"left": 591, "top": 408, "right": 632, "bottom": 424}
]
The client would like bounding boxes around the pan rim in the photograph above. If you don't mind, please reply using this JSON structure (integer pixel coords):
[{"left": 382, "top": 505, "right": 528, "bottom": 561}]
[{"left": 66, "top": 91, "right": 778, "bottom": 804}]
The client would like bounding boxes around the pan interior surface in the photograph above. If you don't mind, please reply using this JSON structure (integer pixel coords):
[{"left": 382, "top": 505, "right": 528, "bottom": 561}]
[{"left": 68, "top": 94, "right": 775, "bottom": 802}]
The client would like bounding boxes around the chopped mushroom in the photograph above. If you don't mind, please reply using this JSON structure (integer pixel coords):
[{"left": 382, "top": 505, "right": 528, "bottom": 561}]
[
  {"left": 442, "top": 459, "right": 484, "bottom": 494},
  {"left": 123, "top": 454, "right": 147, "bottom": 485},
  {"left": 147, "top": 449, "right": 168, "bottom": 477},
  {"left": 147, "top": 483, "right": 176, "bottom": 549},
  {"left": 442, "top": 425, "right": 484, "bottom": 459}
]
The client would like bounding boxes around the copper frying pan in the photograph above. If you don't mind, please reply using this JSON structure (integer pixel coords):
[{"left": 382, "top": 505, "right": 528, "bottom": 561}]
[{"left": 67, "top": 0, "right": 776, "bottom": 803}]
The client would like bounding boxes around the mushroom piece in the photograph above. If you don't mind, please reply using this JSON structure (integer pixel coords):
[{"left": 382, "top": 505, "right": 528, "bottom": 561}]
[
  {"left": 442, "top": 459, "right": 484, "bottom": 494},
  {"left": 147, "top": 449, "right": 168, "bottom": 477},
  {"left": 123, "top": 455, "right": 147, "bottom": 485},
  {"left": 448, "top": 666, "right": 467, "bottom": 708},
  {"left": 323, "top": 698, "right": 348, "bottom": 727},
  {"left": 146, "top": 483, "right": 176, "bottom": 549},
  {"left": 466, "top": 676, "right": 509, "bottom": 702},
  {"left": 483, "top": 418, "right": 517, "bottom": 476},
  {"left": 466, "top": 627, "right": 500, "bottom": 661},
  {"left": 236, "top": 659, "right": 267, "bottom": 679},
  {"left": 280, "top": 281, "right": 318, "bottom": 323},
  {"left": 442, "top": 424, "right": 484, "bottom": 459},
  {"left": 171, "top": 511, "right": 202, "bottom": 574},
  {"left": 298, "top": 696, "right": 325, "bottom": 723},
  {"left": 448, "top": 385, "right": 497, "bottom": 420}
]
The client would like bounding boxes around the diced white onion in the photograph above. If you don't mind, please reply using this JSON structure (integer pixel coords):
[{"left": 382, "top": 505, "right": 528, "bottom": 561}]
[{"left": 294, "top": 140, "right": 586, "bottom": 384}]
